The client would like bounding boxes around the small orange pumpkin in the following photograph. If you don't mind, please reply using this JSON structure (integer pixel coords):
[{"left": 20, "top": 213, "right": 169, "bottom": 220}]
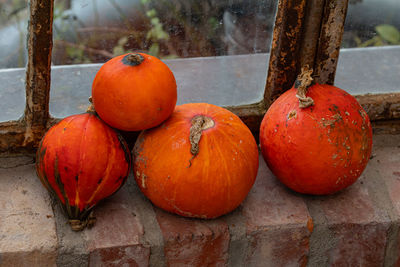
[
  {"left": 260, "top": 68, "right": 372, "bottom": 195},
  {"left": 92, "top": 52, "right": 177, "bottom": 131},
  {"left": 36, "top": 112, "right": 131, "bottom": 230},
  {"left": 133, "top": 103, "right": 259, "bottom": 219}
]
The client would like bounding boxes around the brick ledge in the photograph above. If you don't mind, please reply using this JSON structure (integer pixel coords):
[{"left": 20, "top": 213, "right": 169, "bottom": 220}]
[{"left": 0, "top": 134, "right": 399, "bottom": 266}]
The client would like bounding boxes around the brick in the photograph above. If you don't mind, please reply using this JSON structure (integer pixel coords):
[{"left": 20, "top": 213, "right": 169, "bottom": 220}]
[
  {"left": 327, "top": 222, "right": 388, "bottom": 266},
  {"left": 0, "top": 164, "right": 57, "bottom": 266},
  {"left": 156, "top": 209, "right": 230, "bottom": 267},
  {"left": 368, "top": 134, "right": 400, "bottom": 265},
  {"left": 320, "top": 184, "right": 389, "bottom": 266},
  {"left": 84, "top": 185, "right": 150, "bottom": 267},
  {"left": 371, "top": 135, "right": 400, "bottom": 215},
  {"left": 306, "top": 159, "right": 391, "bottom": 266},
  {"left": 242, "top": 156, "right": 312, "bottom": 266},
  {"left": 317, "top": 180, "right": 388, "bottom": 225},
  {"left": 52, "top": 201, "right": 89, "bottom": 267}
]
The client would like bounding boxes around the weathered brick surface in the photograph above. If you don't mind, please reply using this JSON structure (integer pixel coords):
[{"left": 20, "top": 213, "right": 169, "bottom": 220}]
[
  {"left": 0, "top": 164, "right": 57, "bottom": 267},
  {"left": 84, "top": 185, "right": 150, "bottom": 267},
  {"left": 324, "top": 183, "right": 389, "bottom": 266},
  {"left": 2, "top": 135, "right": 400, "bottom": 266},
  {"left": 53, "top": 201, "right": 89, "bottom": 267},
  {"left": 369, "top": 134, "right": 400, "bottom": 266},
  {"left": 305, "top": 141, "right": 393, "bottom": 266},
  {"left": 242, "top": 156, "right": 312, "bottom": 266},
  {"left": 372, "top": 135, "right": 400, "bottom": 215},
  {"left": 156, "top": 209, "right": 230, "bottom": 267}
]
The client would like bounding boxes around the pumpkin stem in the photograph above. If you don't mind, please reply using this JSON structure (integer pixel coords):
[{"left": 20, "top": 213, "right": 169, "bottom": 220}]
[
  {"left": 122, "top": 53, "right": 144, "bottom": 66},
  {"left": 295, "top": 65, "right": 314, "bottom": 108},
  {"left": 188, "top": 115, "right": 215, "bottom": 167},
  {"left": 68, "top": 211, "right": 96, "bottom": 231},
  {"left": 86, "top": 96, "right": 97, "bottom": 114}
]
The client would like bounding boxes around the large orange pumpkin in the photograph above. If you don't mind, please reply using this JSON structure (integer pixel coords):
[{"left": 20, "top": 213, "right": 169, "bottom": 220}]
[
  {"left": 36, "top": 112, "right": 131, "bottom": 230},
  {"left": 260, "top": 69, "right": 372, "bottom": 195},
  {"left": 133, "top": 103, "right": 259, "bottom": 219},
  {"left": 92, "top": 52, "right": 177, "bottom": 131}
]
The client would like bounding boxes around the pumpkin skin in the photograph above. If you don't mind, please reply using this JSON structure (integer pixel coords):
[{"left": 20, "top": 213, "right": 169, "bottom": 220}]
[
  {"left": 260, "top": 83, "right": 372, "bottom": 195},
  {"left": 133, "top": 103, "right": 259, "bottom": 219},
  {"left": 92, "top": 52, "right": 177, "bottom": 131},
  {"left": 36, "top": 113, "right": 131, "bottom": 229}
]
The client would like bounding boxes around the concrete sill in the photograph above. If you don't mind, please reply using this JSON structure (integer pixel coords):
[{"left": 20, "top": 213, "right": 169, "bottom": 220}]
[
  {"left": 0, "top": 133, "right": 399, "bottom": 266},
  {"left": 1, "top": 46, "right": 400, "bottom": 122}
]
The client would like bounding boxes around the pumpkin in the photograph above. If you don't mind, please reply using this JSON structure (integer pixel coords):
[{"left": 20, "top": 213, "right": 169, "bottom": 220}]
[
  {"left": 91, "top": 52, "right": 177, "bottom": 131},
  {"left": 259, "top": 67, "right": 372, "bottom": 195},
  {"left": 36, "top": 112, "right": 131, "bottom": 230},
  {"left": 133, "top": 103, "right": 259, "bottom": 219}
]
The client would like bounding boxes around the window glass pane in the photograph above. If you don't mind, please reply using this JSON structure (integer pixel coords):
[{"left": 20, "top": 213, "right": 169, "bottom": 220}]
[
  {"left": 0, "top": 0, "right": 28, "bottom": 122},
  {"left": 336, "top": 0, "right": 400, "bottom": 95},
  {"left": 50, "top": 0, "right": 278, "bottom": 118}
]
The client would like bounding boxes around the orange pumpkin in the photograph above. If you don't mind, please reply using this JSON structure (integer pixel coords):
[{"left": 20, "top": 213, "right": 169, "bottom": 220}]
[
  {"left": 259, "top": 72, "right": 372, "bottom": 195},
  {"left": 92, "top": 52, "right": 177, "bottom": 131},
  {"left": 133, "top": 103, "right": 259, "bottom": 219},
  {"left": 36, "top": 112, "right": 131, "bottom": 230}
]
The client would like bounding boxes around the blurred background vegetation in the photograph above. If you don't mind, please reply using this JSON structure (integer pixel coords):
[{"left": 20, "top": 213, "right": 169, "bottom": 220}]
[{"left": 0, "top": 0, "right": 399, "bottom": 68}]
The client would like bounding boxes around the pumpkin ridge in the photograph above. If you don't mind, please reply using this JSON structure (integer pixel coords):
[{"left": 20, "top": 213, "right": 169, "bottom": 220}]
[
  {"left": 216, "top": 127, "right": 254, "bottom": 173},
  {"left": 54, "top": 154, "right": 72, "bottom": 216},
  {"left": 116, "top": 132, "right": 131, "bottom": 168},
  {"left": 212, "top": 135, "right": 232, "bottom": 212},
  {"left": 217, "top": 125, "right": 258, "bottom": 185},
  {"left": 75, "top": 113, "right": 91, "bottom": 210},
  {"left": 86, "top": 120, "right": 117, "bottom": 205}
]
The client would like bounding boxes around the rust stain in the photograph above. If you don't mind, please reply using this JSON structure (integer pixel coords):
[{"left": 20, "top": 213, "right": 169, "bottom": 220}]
[
  {"left": 265, "top": 0, "right": 308, "bottom": 103},
  {"left": 287, "top": 110, "right": 298, "bottom": 120},
  {"left": 307, "top": 217, "right": 314, "bottom": 233},
  {"left": 320, "top": 113, "right": 343, "bottom": 127},
  {"left": 314, "top": 0, "right": 349, "bottom": 85}
]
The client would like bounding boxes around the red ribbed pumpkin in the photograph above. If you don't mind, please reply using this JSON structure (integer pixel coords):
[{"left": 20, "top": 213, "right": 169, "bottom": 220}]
[
  {"left": 133, "top": 103, "right": 259, "bottom": 219},
  {"left": 260, "top": 69, "right": 372, "bottom": 195},
  {"left": 36, "top": 112, "right": 131, "bottom": 230},
  {"left": 92, "top": 52, "right": 177, "bottom": 131}
]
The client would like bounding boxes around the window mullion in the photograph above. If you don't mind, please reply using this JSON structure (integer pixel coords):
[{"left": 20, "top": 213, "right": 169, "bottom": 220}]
[
  {"left": 314, "top": 0, "right": 349, "bottom": 85},
  {"left": 264, "top": 0, "right": 349, "bottom": 106},
  {"left": 264, "top": 0, "right": 309, "bottom": 107},
  {"left": 24, "top": 0, "right": 54, "bottom": 146}
]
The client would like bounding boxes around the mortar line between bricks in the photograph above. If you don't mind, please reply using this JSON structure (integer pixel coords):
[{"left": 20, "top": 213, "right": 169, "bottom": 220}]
[
  {"left": 0, "top": 156, "right": 35, "bottom": 169},
  {"left": 125, "top": 176, "right": 166, "bottom": 267},
  {"left": 0, "top": 163, "right": 34, "bottom": 169},
  {"left": 51, "top": 195, "right": 90, "bottom": 267},
  {"left": 224, "top": 206, "right": 248, "bottom": 267},
  {"left": 362, "top": 161, "right": 400, "bottom": 267},
  {"left": 303, "top": 197, "right": 338, "bottom": 267}
]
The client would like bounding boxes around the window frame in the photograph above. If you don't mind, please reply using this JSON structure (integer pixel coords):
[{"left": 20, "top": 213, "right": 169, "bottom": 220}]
[{"left": 0, "top": 0, "right": 399, "bottom": 156}]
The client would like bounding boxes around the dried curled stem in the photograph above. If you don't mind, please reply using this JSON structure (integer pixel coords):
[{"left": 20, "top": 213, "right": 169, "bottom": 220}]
[
  {"left": 68, "top": 211, "right": 96, "bottom": 231},
  {"left": 188, "top": 115, "right": 214, "bottom": 167},
  {"left": 86, "top": 96, "right": 96, "bottom": 113},
  {"left": 295, "top": 66, "right": 314, "bottom": 108}
]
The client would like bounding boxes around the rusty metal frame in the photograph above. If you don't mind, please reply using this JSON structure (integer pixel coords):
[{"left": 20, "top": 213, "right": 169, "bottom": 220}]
[
  {"left": 0, "top": 0, "right": 54, "bottom": 155},
  {"left": 229, "top": 0, "right": 400, "bottom": 135},
  {"left": 0, "top": 0, "right": 399, "bottom": 156}
]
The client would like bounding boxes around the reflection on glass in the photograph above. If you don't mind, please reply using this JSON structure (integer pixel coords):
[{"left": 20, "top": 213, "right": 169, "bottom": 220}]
[
  {"left": 336, "top": 0, "right": 400, "bottom": 95},
  {"left": 49, "top": 0, "right": 278, "bottom": 118},
  {"left": 0, "top": 0, "right": 28, "bottom": 69},
  {"left": 0, "top": 0, "right": 28, "bottom": 122},
  {"left": 51, "top": 0, "right": 277, "bottom": 64},
  {"left": 343, "top": 0, "right": 400, "bottom": 48}
]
